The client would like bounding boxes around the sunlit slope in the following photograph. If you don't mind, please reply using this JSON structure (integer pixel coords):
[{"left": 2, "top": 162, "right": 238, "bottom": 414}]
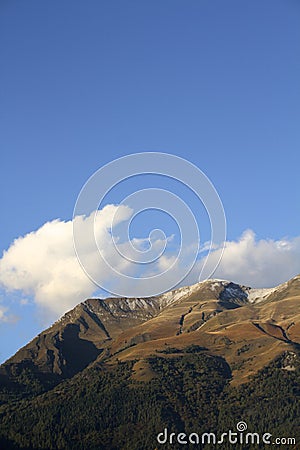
[{"left": 1, "top": 276, "right": 299, "bottom": 387}]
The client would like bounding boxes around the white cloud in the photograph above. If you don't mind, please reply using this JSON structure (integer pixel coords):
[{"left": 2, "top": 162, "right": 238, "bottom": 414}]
[
  {"left": 1, "top": 209, "right": 300, "bottom": 325},
  {"left": 0, "top": 205, "right": 133, "bottom": 320},
  {"left": 198, "top": 230, "right": 300, "bottom": 288}
]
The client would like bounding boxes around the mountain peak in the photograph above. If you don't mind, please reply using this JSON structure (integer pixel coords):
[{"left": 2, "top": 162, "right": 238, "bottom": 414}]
[{"left": 1, "top": 275, "right": 300, "bottom": 395}]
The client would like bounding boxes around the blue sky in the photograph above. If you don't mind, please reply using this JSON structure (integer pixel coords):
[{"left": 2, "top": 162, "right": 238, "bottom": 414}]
[{"left": 0, "top": 0, "right": 300, "bottom": 362}]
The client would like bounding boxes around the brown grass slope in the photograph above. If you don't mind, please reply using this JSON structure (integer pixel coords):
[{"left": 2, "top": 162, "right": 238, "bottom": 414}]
[{"left": 1, "top": 275, "right": 300, "bottom": 386}]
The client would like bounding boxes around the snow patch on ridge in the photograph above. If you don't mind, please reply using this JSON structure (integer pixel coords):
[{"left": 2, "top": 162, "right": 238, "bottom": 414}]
[
  {"left": 247, "top": 287, "right": 278, "bottom": 303},
  {"left": 157, "top": 283, "right": 201, "bottom": 309}
]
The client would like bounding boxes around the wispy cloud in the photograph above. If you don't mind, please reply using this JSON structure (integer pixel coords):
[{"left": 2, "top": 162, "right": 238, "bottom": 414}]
[
  {"left": 0, "top": 303, "right": 19, "bottom": 324},
  {"left": 0, "top": 305, "right": 8, "bottom": 322}
]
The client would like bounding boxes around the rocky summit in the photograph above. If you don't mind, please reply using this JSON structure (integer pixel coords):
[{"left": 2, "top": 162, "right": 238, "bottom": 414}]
[{"left": 0, "top": 276, "right": 300, "bottom": 449}]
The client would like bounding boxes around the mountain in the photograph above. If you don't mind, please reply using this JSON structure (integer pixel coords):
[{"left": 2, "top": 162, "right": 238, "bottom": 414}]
[{"left": 0, "top": 276, "right": 300, "bottom": 449}]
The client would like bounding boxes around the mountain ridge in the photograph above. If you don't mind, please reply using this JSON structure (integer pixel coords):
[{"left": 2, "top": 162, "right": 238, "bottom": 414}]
[
  {"left": 0, "top": 275, "right": 300, "bottom": 449},
  {"left": 1, "top": 275, "right": 300, "bottom": 388}
]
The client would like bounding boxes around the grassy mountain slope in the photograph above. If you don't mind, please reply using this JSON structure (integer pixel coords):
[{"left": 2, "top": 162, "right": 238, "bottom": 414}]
[{"left": 0, "top": 276, "right": 299, "bottom": 449}]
